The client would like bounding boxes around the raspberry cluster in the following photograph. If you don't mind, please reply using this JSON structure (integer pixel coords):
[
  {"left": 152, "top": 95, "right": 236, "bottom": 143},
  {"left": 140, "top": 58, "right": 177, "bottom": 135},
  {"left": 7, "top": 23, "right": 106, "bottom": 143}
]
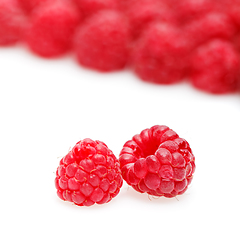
[
  {"left": 55, "top": 138, "right": 123, "bottom": 206},
  {"left": 1, "top": 0, "right": 240, "bottom": 93},
  {"left": 119, "top": 125, "right": 196, "bottom": 198}
]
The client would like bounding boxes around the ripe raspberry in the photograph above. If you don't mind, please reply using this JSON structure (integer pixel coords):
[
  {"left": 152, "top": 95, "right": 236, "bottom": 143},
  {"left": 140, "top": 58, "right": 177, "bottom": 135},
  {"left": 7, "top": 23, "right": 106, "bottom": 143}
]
[
  {"left": 166, "top": 0, "right": 215, "bottom": 25},
  {"left": 0, "top": 0, "right": 27, "bottom": 45},
  {"left": 184, "top": 12, "right": 237, "bottom": 50},
  {"left": 215, "top": 0, "right": 240, "bottom": 27},
  {"left": 189, "top": 39, "right": 240, "bottom": 94},
  {"left": 55, "top": 138, "right": 123, "bottom": 206},
  {"left": 25, "top": 0, "right": 81, "bottom": 57},
  {"left": 232, "top": 32, "right": 240, "bottom": 53},
  {"left": 74, "top": 10, "right": 130, "bottom": 72},
  {"left": 74, "top": 0, "right": 119, "bottom": 18},
  {"left": 130, "top": 22, "right": 190, "bottom": 84},
  {"left": 124, "top": 0, "right": 176, "bottom": 39},
  {"left": 17, "top": 0, "right": 50, "bottom": 13},
  {"left": 119, "top": 125, "right": 195, "bottom": 198}
]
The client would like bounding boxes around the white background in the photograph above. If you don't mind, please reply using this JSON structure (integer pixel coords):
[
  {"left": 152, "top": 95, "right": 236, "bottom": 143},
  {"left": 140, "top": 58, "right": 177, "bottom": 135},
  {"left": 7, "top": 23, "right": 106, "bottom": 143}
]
[{"left": 0, "top": 45, "right": 240, "bottom": 240}]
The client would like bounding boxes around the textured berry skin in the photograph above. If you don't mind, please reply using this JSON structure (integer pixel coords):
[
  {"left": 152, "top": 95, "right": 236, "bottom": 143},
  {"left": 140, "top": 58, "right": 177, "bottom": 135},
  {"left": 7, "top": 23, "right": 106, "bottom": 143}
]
[
  {"left": 55, "top": 138, "right": 123, "bottom": 206},
  {"left": 17, "top": 0, "right": 50, "bottom": 13},
  {"left": 25, "top": 0, "right": 81, "bottom": 57},
  {"left": 119, "top": 125, "right": 195, "bottom": 198},
  {"left": 166, "top": 0, "right": 215, "bottom": 25},
  {"left": 124, "top": 0, "right": 176, "bottom": 39},
  {"left": 74, "top": 10, "right": 130, "bottom": 72},
  {"left": 74, "top": 0, "right": 119, "bottom": 17},
  {"left": 184, "top": 12, "right": 237, "bottom": 51},
  {"left": 189, "top": 39, "right": 240, "bottom": 94},
  {"left": 130, "top": 22, "right": 190, "bottom": 84},
  {"left": 0, "top": 0, "right": 27, "bottom": 45}
]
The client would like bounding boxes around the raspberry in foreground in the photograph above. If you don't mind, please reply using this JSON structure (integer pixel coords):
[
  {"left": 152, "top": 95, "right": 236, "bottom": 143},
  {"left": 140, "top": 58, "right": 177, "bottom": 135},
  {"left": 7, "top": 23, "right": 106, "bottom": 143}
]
[
  {"left": 55, "top": 138, "right": 123, "bottom": 206},
  {"left": 25, "top": 0, "right": 81, "bottom": 57},
  {"left": 119, "top": 125, "right": 195, "bottom": 198},
  {"left": 189, "top": 39, "right": 240, "bottom": 94},
  {"left": 74, "top": 10, "right": 130, "bottom": 72},
  {"left": 0, "top": 0, "right": 27, "bottom": 45},
  {"left": 130, "top": 22, "right": 190, "bottom": 84}
]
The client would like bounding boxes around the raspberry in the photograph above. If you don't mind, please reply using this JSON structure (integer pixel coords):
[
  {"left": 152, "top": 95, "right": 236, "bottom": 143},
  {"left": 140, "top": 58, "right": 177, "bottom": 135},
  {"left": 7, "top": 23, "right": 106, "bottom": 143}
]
[
  {"left": 130, "top": 22, "right": 190, "bottom": 84},
  {"left": 189, "top": 39, "right": 240, "bottom": 94},
  {"left": 0, "top": 0, "right": 27, "bottom": 45},
  {"left": 17, "top": 0, "right": 50, "bottom": 13},
  {"left": 74, "top": 10, "right": 130, "bottom": 72},
  {"left": 166, "top": 0, "right": 215, "bottom": 25},
  {"left": 25, "top": 0, "right": 81, "bottom": 57},
  {"left": 119, "top": 125, "right": 195, "bottom": 198},
  {"left": 216, "top": 0, "right": 240, "bottom": 27},
  {"left": 184, "top": 12, "right": 237, "bottom": 50},
  {"left": 124, "top": 0, "right": 176, "bottom": 39},
  {"left": 55, "top": 138, "right": 123, "bottom": 206},
  {"left": 74, "top": 0, "right": 119, "bottom": 17}
]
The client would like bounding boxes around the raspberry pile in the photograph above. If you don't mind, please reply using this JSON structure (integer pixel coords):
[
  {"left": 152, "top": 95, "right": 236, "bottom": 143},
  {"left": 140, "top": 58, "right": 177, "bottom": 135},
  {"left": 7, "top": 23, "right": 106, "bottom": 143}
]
[
  {"left": 1, "top": 0, "right": 240, "bottom": 93},
  {"left": 55, "top": 138, "right": 123, "bottom": 206},
  {"left": 119, "top": 125, "right": 195, "bottom": 198}
]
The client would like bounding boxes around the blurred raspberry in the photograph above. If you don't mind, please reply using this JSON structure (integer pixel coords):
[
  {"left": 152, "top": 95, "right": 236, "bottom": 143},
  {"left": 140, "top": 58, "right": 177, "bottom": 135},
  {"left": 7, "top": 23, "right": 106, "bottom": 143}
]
[
  {"left": 124, "top": 0, "right": 176, "bottom": 39},
  {"left": 214, "top": 0, "right": 240, "bottom": 27},
  {"left": 184, "top": 12, "right": 238, "bottom": 50},
  {"left": 119, "top": 125, "right": 195, "bottom": 198},
  {"left": 0, "top": 0, "right": 27, "bottom": 45},
  {"left": 25, "top": 0, "right": 81, "bottom": 57},
  {"left": 130, "top": 22, "right": 191, "bottom": 84},
  {"left": 189, "top": 39, "right": 240, "bottom": 94},
  {"left": 166, "top": 0, "right": 215, "bottom": 25},
  {"left": 55, "top": 138, "right": 123, "bottom": 206},
  {"left": 18, "top": 0, "right": 50, "bottom": 13},
  {"left": 232, "top": 31, "right": 240, "bottom": 53},
  {"left": 74, "top": 10, "right": 130, "bottom": 72},
  {"left": 74, "top": 0, "right": 119, "bottom": 18}
]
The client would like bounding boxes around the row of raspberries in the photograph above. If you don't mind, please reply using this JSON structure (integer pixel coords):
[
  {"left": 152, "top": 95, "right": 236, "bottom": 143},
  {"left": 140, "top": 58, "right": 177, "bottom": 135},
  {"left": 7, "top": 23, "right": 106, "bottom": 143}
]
[
  {"left": 1, "top": 0, "right": 240, "bottom": 93},
  {"left": 55, "top": 125, "right": 196, "bottom": 206}
]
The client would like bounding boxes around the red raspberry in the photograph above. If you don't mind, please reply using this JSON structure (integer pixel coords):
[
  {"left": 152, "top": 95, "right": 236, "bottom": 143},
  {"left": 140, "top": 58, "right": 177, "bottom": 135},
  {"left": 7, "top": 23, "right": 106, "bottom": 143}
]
[
  {"left": 189, "top": 39, "right": 240, "bottom": 94},
  {"left": 74, "top": 0, "right": 119, "bottom": 18},
  {"left": 119, "top": 125, "right": 195, "bottom": 198},
  {"left": 25, "top": 0, "right": 81, "bottom": 57},
  {"left": 215, "top": 0, "right": 240, "bottom": 27},
  {"left": 184, "top": 12, "right": 237, "bottom": 50},
  {"left": 124, "top": 0, "right": 176, "bottom": 39},
  {"left": 166, "top": 0, "right": 215, "bottom": 25},
  {"left": 55, "top": 138, "right": 123, "bottom": 206},
  {"left": 130, "top": 22, "right": 190, "bottom": 84},
  {"left": 17, "top": 0, "right": 50, "bottom": 13},
  {"left": 74, "top": 10, "right": 130, "bottom": 72},
  {"left": 0, "top": 0, "right": 27, "bottom": 45}
]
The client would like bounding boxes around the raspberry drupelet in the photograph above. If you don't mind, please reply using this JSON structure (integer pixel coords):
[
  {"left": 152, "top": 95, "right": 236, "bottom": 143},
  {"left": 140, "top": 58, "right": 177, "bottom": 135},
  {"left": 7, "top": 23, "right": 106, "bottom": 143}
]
[
  {"left": 55, "top": 138, "right": 123, "bottom": 206},
  {"left": 25, "top": 0, "right": 81, "bottom": 57},
  {"left": 74, "top": 10, "right": 130, "bottom": 72},
  {"left": 189, "top": 39, "right": 240, "bottom": 94},
  {"left": 0, "top": 0, "right": 27, "bottom": 45},
  {"left": 119, "top": 125, "right": 195, "bottom": 198}
]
